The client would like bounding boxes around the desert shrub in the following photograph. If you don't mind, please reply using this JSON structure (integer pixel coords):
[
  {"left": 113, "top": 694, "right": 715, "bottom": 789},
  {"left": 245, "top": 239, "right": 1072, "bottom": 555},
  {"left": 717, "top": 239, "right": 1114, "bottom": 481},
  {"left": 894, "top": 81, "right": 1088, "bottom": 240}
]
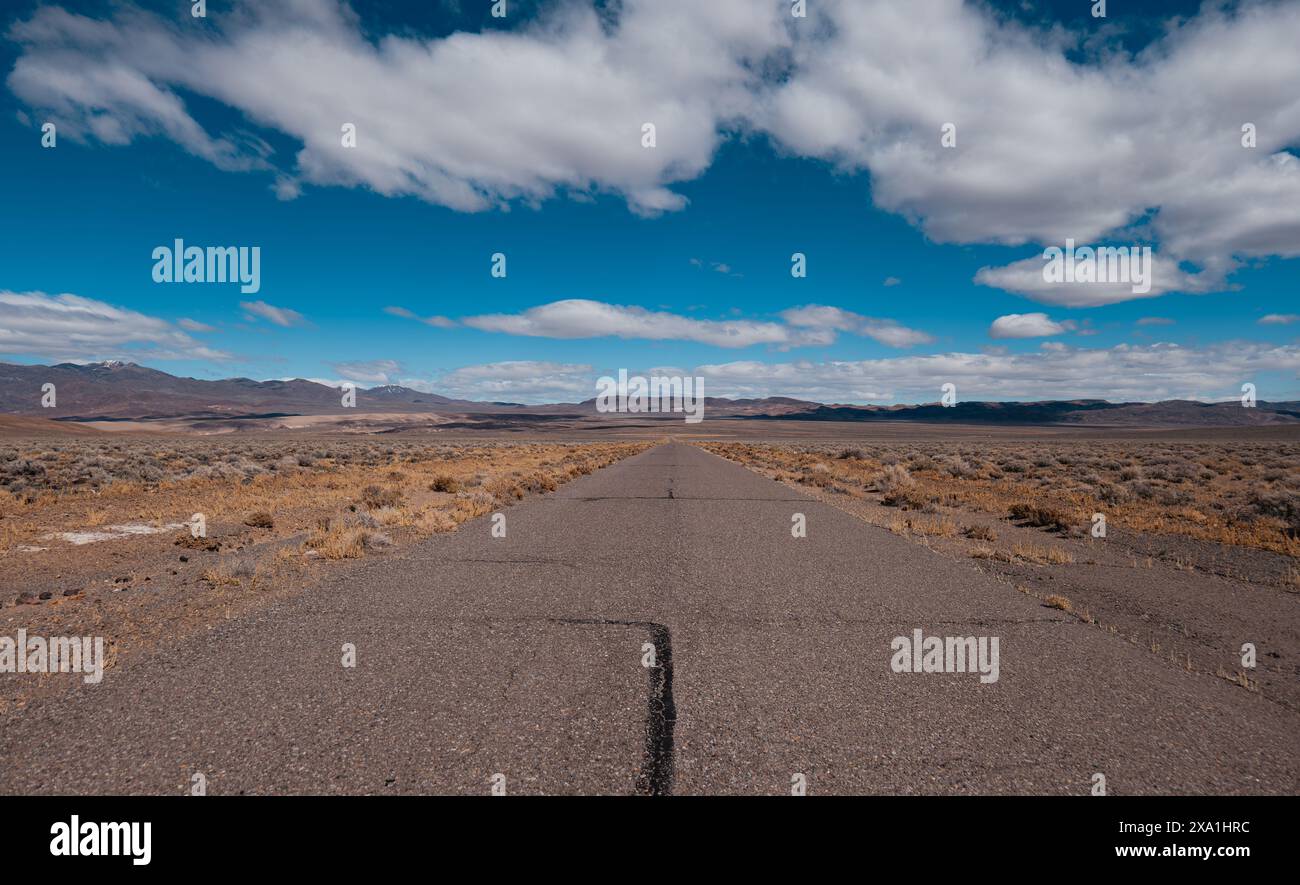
[
  {"left": 1009, "top": 502, "right": 1072, "bottom": 532},
  {"left": 1155, "top": 487, "right": 1194, "bottom": 507},
  {"left": 360, "top": 485, "right": 404, "bottom": 509},
  {"left": 946, "top": 456, "right": 978, "bottom": 478},
  {"left": 1251, "top": 489, "right": 1300, "bottom": 534},
  {"left": 244, "top": 511, "right": 274, "bottom": 529},
  {"left": 1094, "top": 483, "right": 1129, "bottom": 505},
  {"left": 429, "top": 475, "right": 461, "bottom": 493},
  {"left": 520, "top": 473, "right": 557, "bottom": 493},
  {"left": 878, "top": 464, "right": 914, "bottom": 494},
  {"left": 909, "top": 454, "right": 937, "bottom": 471},
  {"left": 485, "top": 476, "right": 524, "bottom": 501}
]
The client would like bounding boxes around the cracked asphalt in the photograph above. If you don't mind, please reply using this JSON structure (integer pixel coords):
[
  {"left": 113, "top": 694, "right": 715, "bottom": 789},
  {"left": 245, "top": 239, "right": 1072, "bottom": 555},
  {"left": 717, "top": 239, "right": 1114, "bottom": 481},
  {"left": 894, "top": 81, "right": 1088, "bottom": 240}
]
[{"left": 2, "top": 443, "right": 1296, "bottom": 795}]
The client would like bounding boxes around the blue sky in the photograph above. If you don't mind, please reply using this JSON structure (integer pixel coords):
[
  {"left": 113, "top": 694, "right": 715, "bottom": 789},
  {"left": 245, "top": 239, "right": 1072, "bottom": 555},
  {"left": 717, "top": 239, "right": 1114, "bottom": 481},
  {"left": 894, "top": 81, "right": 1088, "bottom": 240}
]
[{"left": 1, "top": 0, "right": 1298, "bottom": 403}]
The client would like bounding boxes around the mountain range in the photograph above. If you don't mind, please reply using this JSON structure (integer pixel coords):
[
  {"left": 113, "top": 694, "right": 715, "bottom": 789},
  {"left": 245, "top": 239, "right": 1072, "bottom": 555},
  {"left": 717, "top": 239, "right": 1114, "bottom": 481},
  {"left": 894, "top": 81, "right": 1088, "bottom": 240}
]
[{"left": 1, "top": 361, "right": 1297, "bottom": 429}]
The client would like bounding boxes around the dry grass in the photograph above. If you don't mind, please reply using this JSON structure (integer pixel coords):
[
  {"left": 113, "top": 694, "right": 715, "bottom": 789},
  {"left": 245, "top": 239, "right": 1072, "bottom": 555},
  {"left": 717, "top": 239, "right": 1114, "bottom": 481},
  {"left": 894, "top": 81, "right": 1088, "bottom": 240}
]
[
  {"left": 889, "top": 515, "right": 958, "bottom": 537},
  {"left": 304, "top": 524, "right": 384, "bottom": 560},
  {"left": 0, "top": 440, "right": 648, "bottom": 555},
  {"left": 700, "top": 440, "right": 1300, "bottom": 556},
  {"left": 200, "top": 564, "right": 241, "bottom": 586},
  {"left": 969, "top": 541, "right": 1074, "bottom": 565},
  {"left": 1043, "top": 594, "right": 1074, "bottom": 612}
]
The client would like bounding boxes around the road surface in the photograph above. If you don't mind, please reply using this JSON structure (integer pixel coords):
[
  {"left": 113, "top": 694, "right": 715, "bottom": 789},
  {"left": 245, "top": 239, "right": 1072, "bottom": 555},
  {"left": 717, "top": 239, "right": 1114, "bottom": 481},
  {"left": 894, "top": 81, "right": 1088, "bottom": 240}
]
[{"left": 2, "top": 443, "right": 1296, "bottom": 794}]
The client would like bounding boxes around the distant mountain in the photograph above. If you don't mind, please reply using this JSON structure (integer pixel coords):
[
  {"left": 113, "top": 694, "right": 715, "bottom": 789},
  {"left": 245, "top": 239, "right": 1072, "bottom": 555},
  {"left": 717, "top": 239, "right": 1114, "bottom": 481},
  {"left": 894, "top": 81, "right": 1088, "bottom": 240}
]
[
  {"left": 0, "top": 361, "right": 1296, "bottom": 427},
  {"left": 754, "top": 398, "right": 1300, "bottom": 426},
  {"left": 0, "top": 361, "right": 482, "bottom": 420}
]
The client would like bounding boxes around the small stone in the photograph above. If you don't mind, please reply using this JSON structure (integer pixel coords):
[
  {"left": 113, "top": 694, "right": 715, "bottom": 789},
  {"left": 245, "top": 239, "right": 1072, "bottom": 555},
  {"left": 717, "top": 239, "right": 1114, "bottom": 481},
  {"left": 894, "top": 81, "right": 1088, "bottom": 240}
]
[
  {"left": 38, "top": 591, "right": 53, "bottom": 600},
  {"left": 17, "top": 593, "right": 39, "bottom": 605},
  {"left": 62, "top": 588, "right": 81, "bottom": 597},
  {"left": 179, "top": 555, "right": 189, "bottom": 562}
]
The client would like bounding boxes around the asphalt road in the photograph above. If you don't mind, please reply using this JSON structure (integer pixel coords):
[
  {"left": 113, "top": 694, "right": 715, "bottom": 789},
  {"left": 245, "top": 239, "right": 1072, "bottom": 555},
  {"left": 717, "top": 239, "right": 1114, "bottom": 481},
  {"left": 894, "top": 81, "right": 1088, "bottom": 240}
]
[{"left": 2, "top": 443, "right": 1296, "bottom": 794}]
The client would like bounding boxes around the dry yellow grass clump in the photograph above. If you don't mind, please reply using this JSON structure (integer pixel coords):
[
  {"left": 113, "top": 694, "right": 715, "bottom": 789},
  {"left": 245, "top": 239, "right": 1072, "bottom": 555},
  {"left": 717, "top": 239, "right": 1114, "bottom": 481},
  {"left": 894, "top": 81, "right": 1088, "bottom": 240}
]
[{"left": 969, "top": 542, "right": 1074, "bottom": 565}]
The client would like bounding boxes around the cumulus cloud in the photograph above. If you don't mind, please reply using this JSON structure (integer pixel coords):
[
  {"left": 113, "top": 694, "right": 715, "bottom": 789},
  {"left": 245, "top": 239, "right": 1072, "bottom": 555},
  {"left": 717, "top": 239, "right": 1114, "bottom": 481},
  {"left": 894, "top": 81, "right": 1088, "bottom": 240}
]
[
  {"left": 241, "top": 300, "right": 305, "bottom": 327},
  {"left": 973, "top": 252, "right": 1217, "bottom": 307},
  {"left": 9, "top": 0, "right": 1300, "bottom": 307},
  {"left": 462, "top": 299, "right": 832, "bottom": 349},
  {"left": 780, "top": 305, "right": 933, "bottom": 347},
  {"left": 1259, "top": 313, "right": 1300, "bottom": 325},
  {"left": 459, "top": 299, "right": 929, "bottom": 349},
  {"left": 7, "top": 0, "right": 787, "bottom": 215},
  {"left": 989, "top": 312, "right": 1073, "bottom": 339},
  {"left": 762, "top": 0, "right": 1300, "bottom": 301},
  {"left": 425, "top": 342, "right": 1300, "bottom": 404},
  {"left": 0, "top": 290, "right": 230, "bottom": 362},
  {"left": 694, "top": 342, "right": 1300, "bottom": 403}
]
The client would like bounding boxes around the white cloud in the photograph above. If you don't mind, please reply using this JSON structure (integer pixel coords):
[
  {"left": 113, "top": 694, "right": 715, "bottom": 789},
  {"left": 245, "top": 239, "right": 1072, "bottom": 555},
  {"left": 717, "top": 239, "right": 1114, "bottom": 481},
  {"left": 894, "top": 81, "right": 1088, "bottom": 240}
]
[
  {"left": 762, "top": 0, "right": 1300, "bottom": 299},
  {"left": 0, "top": 290, "right": 231, "bottom": 362},
  {"left": 1136, "top": 317, "right": 1175, "bottom": 327},
  {"left": 7, "top": 0, "right": 788, "bottom": 216},
  {"left": 384, "top": 306, "right": 456, "bottom": 328},
  {"left": 272, "top": 176, "right": 303, "bottom": 201},
  {"left": 177, "top": 317, "right": 215, "bottom": 332},
  {"left": 9, "top": 0, "right": 1300, "bottom": 304},
  {"left": 694, "top": 342, "right": 1300, "bottom": 403},
  {"left": 462, "top": 299, "right": 833, "bottom": 349},
  {"left": 434, "top": 361, "right": 595, "bottom": 402},
  {"left": 423, "top": 342, "right": 1300, "bottom": 404},
  {"left": 1259, "top": 314, "right": 1300, "bottom": 326},
  {"left": 989, "top": 312, "right": 1072, "bottom": 339},
  {"left": 780, "top": 304, "right": 933, "bottom": 348},
  {"left": 973, "top": 252, "right": 1217, "bottom": 307},
  {"left": 241, "top": 300, "right": 305, "bottom": 327},
  {"left": 458, "top": 299, "right": 930, "bottom": 350},
  {"left": 330, "top": 359, "right": 403, "bottom": 384}
]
